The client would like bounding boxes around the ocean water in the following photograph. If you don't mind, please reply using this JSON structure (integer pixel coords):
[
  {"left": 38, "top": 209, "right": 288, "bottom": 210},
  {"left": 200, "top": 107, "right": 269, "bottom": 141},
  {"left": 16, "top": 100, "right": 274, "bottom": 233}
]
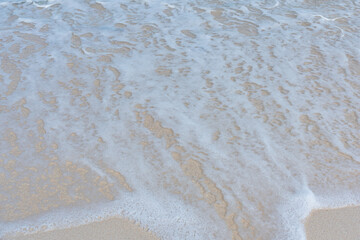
[{"left": 0, "top": 0, "right": 360, "bottom": 239}]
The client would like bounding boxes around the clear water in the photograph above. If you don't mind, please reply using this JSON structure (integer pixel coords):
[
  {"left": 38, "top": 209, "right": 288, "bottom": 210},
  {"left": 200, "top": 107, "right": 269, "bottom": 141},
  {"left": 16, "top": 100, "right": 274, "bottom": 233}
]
[{"left": 0, "top": 0, "right": 360, "bottom": 239}]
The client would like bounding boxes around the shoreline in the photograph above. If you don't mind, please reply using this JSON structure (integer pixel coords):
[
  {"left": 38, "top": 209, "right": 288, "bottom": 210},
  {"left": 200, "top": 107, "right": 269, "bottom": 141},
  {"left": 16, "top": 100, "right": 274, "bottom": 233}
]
[
  {"left": 4, "top": 205, "right": 360, "bottom": 239},
  {"left": 4, "top": 217, "right": 160, "bottom": 240}
]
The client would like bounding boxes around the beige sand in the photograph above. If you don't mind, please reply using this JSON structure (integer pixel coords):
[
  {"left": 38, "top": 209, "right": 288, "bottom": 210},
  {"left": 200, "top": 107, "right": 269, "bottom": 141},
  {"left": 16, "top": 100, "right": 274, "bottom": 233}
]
[
  {"left": 5, "top": 218, "right": 160, "bottom": 240},
  {"left": 305, "top": 206, "right": 360, "bottom": 240}
]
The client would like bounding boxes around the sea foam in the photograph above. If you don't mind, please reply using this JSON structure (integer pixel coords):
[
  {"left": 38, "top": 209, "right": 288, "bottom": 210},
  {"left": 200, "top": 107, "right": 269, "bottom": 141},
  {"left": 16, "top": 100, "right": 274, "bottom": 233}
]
[{"left": 0, "top": 0, "right": 359, "bottom": 239}]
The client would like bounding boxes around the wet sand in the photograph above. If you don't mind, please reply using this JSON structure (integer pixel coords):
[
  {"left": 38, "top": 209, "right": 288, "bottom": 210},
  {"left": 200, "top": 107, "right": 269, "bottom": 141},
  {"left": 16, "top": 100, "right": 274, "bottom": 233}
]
[
  {"left": 1, "top": 0, "right": 360, "bottom": 239},
  {"left": 5, "top": 218, "right": 159, "bottom": 240},
  {"left": 305, "top": 206, "right": 360, "bottom": 240}
]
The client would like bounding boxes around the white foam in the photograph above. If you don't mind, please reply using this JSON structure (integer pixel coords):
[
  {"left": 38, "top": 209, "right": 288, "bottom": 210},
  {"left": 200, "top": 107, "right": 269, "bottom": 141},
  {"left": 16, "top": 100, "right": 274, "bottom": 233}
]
[{"left": 0, "top": 0, "right": 360, "bottom": 239}]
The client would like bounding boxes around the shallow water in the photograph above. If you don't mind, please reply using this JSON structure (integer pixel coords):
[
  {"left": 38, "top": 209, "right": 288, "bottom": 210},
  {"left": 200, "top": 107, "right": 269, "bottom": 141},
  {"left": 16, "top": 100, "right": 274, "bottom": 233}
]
[{"left": 0, "top": 0, "right": 360, "bottom": 239}]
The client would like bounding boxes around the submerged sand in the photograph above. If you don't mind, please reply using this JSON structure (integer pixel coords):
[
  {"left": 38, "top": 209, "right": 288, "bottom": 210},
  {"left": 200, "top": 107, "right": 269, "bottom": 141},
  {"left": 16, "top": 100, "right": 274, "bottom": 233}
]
[
  {"left": 5, "top": 218, "right": 159, "bottom": 240},
  {"left": 305, "top": 206, "right": 360, "bottom": 240},
  {"left": 1, "top": 0, "right": 360, "bottom": 239}
]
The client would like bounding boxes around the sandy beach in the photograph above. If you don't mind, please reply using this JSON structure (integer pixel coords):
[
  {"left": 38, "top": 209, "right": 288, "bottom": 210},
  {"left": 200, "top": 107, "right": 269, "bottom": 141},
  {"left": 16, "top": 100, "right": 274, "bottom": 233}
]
[
  {"left": 5, "top": 206, "right": 360, "bottom": 240},
  {"left": 4, "top": 218, "right": 159, "bottom": 240},
  {"left": 4, "top": 207, "right": 360, "bottom": 240},
  {"left": 305, "top": 206, "right": 360, "bottom": 240}
]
